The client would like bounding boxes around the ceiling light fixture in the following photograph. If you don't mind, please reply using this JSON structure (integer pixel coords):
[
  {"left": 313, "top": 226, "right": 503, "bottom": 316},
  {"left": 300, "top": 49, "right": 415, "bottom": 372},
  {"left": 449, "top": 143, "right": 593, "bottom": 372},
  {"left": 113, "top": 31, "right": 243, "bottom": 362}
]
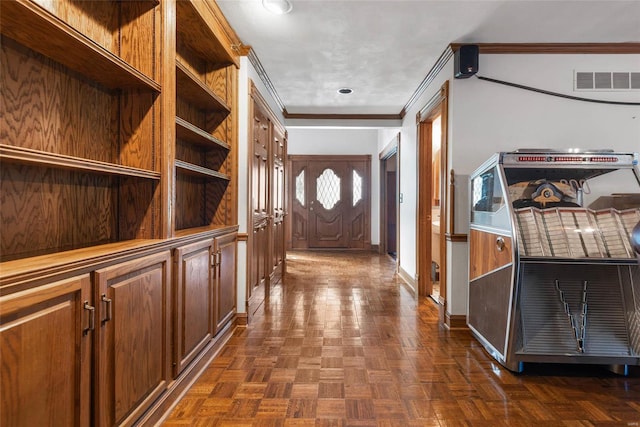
[
  {"left": 262, "top": 0, "right": 292, "bottom": 15},
  {"left": 337, "top": 88, "right": 353, "bottom": 95}
]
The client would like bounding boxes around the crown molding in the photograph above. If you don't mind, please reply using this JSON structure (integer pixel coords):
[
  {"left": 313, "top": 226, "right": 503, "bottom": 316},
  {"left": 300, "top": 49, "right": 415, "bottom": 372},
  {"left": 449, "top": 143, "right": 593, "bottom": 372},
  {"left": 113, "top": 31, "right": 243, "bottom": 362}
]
[
  {"left": 400, "top": 46, "right": 454, "bottom": 119},
  {"left": 450, "top": 42, "right": 640, "bottom": 54},
  {"left": 247, "top": 48, "right": 287, "bottom": 112},
  {"left": 282, "top": 110, "right": 402, "bottom": 121}
]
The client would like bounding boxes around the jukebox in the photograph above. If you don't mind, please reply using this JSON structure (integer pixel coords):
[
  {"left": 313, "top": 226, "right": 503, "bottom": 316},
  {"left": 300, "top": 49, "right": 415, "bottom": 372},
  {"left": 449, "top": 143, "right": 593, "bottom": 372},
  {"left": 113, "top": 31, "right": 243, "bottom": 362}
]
[{"left": 467, "top": 150, "right": 640, "bottom": 373}]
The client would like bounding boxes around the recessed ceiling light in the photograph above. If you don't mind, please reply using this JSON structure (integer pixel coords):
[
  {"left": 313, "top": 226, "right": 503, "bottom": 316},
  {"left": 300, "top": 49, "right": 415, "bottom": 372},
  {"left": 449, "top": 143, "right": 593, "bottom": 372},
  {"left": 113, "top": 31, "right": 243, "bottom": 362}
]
[
  {"left": 337, "top": 88, "right": 353, "bottom": 95},
  {"left": 262, "top": 0, "right": 292, "bottom": 15}
]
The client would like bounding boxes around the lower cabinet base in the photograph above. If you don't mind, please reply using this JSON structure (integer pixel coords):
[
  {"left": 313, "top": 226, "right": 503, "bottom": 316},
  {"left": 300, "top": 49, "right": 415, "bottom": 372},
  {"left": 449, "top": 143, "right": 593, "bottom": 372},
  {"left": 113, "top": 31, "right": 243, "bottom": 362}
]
[{"left": 136, "top": 316, "right": 239, "bottom": 426}]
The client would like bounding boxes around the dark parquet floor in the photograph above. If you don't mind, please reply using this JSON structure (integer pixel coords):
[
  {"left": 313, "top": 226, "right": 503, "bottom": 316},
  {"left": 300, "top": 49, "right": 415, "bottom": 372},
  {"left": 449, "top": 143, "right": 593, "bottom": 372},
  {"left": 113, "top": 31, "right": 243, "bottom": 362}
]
[{"left": 163, "top": 250, "right": 640, "bottom": 426}]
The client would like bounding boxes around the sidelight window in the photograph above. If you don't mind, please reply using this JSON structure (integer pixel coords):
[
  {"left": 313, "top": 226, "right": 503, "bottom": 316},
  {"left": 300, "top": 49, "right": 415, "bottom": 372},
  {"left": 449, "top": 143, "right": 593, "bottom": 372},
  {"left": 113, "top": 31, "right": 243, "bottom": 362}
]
[
  {"left": 353, "top": 170, "right": 362, "bottom": 206},
  {"left": 295, "top": 169, "right": 305, "bottom": 205}
]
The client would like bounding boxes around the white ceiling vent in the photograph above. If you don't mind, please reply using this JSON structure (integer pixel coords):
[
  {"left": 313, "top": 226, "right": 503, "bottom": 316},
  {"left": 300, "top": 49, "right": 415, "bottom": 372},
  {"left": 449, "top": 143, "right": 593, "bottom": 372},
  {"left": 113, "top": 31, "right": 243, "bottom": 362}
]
[{"left": 575, "top": 71, "right": 640, "bottom": 91}]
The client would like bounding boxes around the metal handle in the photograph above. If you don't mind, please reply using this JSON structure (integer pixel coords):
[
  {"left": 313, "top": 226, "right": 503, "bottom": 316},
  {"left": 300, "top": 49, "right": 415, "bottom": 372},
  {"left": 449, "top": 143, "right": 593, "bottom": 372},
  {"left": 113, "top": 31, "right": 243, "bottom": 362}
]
[
  {"left": 496, "top": 237, "right": 505, "bottom": 252},
  {"left": 101, "top": 294, "right": 112, "bottom": 322},
  {"left": 83, "top": 301, "right": 95, "bottom": 335}
]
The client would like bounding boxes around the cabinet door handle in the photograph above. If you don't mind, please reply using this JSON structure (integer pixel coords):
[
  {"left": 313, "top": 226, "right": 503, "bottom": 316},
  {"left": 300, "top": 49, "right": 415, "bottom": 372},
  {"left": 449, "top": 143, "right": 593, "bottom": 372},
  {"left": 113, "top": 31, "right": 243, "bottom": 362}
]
[
  {"left": 83, "top": 301, "right": 95, "bottom": 335},
  {"left": 101, "top": 294, "right": 112, "bottom": 322},
  {"left": 496, "top": 237, "right": 506, "bottom": 252}
]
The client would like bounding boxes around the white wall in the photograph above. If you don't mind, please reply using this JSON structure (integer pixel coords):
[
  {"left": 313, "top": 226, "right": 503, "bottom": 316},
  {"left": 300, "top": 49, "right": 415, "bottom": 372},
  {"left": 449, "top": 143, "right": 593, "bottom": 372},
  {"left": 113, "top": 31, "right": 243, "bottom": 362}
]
[
  {"left": 288, "top": 127, "right": 381, "bottom": 245},
  {"left": 236, "top": 56, "right": 287, "bottom": 314},
  {"left": 395, "top": 52, "right": 640, "bottom": 318},
  {"left": 451, "top": 54, "right": 640, "bottom": 179}
]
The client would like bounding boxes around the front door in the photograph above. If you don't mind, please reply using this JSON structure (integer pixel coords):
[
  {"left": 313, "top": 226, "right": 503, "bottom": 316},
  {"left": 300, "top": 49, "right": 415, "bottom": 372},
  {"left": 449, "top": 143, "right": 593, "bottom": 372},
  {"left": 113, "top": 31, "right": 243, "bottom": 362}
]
[
  {"left": 309, "top": 161, "right": 350, "bottom": 248},
  {"left": 289, "top": 155, "right": 370, "bottom": 250}
]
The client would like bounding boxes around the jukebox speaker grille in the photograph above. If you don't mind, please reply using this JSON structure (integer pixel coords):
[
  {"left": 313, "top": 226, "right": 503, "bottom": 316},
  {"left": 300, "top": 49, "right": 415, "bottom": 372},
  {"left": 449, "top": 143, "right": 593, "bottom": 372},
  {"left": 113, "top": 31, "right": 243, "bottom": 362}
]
[{"left": 515, "top": 207, "right": 640, "bottom": 258}]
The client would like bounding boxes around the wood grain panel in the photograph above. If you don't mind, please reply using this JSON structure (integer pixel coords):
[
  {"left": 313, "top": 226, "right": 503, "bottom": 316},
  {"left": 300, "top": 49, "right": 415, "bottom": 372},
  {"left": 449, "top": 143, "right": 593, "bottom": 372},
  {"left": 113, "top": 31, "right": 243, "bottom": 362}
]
[
  {"left": 118, "top": 89, "right": 157, "bottom": 171},
  {"left": 118, "top": 176, "right": 159, "bottom": 240},
  {"left": 0, "top": 275, "right": 91, "bottom": 427},
  {"left": 95, "top": 251, "right": 171, "bottom": 426},
  {"left": 1, "top": 37, "right": 113, "bottom": 162},
  {"left": 469, "top": 229, "right": 513, "bottom": 281},
  {"left": 0, "top": 164, "right": 116, "bottom": 261},
  {"left": 208, "top": 179, "right": 231, "bottom": 226},
  {"left": 174, "top": 239, "right": 215, "bottom": 375},
  {"left": 176, "top": 98, "right": 208, "bottom": 131},
  {"left": 215, "top": 232, "right": 237, "bottom": 332},
  {"left": 31, "top": 0, "right": 118, "bottom": 55},
  {"left": 175, "top": 174, "right": 206, "bottom": 230},
  {"left": 119, "top": 1, "right": 157, "bottom": 79},
  {"left": 207, "top": 66, "right": 230, "bottom": 104}
]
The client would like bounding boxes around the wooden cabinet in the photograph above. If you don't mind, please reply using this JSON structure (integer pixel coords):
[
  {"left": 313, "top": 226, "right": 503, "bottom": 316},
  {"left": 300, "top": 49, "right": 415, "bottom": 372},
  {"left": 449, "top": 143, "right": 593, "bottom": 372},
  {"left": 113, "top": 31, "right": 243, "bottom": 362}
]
[
  {"left": 94, "top": 251, "right": 172, "bottom": 426},
  {"left": 173, "top": 239, "right": 215, "bottom": 375},
  {"left": 173, "top": 232, "right": 236, "bottom": 376},
  {"left": 0, "top": 275, "right": 92, "bottom": 427},
  {"left": 215, "top": 232, "right": 237, "bottom": 332}
]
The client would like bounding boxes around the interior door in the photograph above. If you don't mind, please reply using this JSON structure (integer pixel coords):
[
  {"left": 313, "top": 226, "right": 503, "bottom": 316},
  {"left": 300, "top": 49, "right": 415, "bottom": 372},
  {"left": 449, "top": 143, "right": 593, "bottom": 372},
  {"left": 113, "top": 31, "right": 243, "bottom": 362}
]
[
  {"left": 386, "top": 170, "right": 397, "bottom": 255},
  {"left": 308, "top": 161, "right": 350, "bottom": 248}
]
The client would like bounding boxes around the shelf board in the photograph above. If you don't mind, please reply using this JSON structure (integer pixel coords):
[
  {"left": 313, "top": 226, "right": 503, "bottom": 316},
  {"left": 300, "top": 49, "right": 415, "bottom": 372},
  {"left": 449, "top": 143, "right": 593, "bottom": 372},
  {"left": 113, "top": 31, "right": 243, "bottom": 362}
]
[
  {"left": 0, "top": 239, "right": 166, "bottom": 288},
  {"left": 176, "top": 61, "right": 231, "bottom": 114},
  {"left": 174, "top": 225, "right": 238, "bottom": 239},
  {"left": 0, "top": 145, "right": 161, "bottom": 180},
  {"left": 0, "top": 0, "right": 161, "bottom": 92},
  {"left": 175, "top": 0, "right": 238, "bottom": 68},
  {"left": 175, "top": 117, "right": 230, "bottom": 151},
  {"left": 175, "top": 160, "right": 230, "bottom": 181}
]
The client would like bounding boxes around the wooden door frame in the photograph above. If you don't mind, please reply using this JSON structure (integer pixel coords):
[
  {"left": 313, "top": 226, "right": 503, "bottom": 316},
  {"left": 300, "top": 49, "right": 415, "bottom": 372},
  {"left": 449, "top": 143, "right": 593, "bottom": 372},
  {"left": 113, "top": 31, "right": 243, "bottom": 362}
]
[
  {"left": 379, "top": 133, "right": 400, "bottom": 269},
  {"left": 287, "top": 155, "right": 372, "bottom": 250},
  {"left": 416, "top": 81, "right": 449, "bottom": 318}
]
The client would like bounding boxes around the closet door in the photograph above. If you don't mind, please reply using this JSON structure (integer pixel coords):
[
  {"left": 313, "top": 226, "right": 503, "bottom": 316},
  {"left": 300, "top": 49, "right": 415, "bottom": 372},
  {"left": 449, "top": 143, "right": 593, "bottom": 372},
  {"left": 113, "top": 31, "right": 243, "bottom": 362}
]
[
  {"left": 271, "top": 126, "right": 286, "bottom": 281},
  {"left": 249, "top": 106, "right": 270, "bottom": 314}
]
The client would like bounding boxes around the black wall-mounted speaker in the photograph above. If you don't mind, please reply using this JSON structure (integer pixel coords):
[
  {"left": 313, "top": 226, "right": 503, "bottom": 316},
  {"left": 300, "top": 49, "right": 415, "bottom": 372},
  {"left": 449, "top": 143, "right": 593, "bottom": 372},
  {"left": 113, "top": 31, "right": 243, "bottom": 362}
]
[{"left": 454, "top": 45, "right": 479, "bottom": 79}]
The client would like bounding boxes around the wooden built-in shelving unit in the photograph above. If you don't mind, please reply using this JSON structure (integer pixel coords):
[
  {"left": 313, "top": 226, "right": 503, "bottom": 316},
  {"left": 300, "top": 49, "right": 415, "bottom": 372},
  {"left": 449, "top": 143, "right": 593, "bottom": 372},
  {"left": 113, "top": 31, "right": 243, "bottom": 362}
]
[
  {"left": 1, "top": 0, "right": 162, "bottom": 262},
  {"left": 174, "top": 0, "right": 237, "bottom": 233},
  {"left": 0, "top": 0, "right": 241, "bottom": 425}
]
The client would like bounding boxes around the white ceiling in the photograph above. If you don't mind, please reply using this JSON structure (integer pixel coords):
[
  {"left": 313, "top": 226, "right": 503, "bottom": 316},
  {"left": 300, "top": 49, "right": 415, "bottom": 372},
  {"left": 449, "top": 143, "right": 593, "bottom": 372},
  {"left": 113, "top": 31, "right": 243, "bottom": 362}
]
[{"left": 217, "top": 0, "right": 640, "bottom": 116}]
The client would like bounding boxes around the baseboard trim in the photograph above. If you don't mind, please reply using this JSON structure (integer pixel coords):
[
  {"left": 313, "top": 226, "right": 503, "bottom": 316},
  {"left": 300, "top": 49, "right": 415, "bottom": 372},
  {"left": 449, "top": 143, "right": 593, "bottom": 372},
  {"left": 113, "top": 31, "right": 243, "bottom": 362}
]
[
  {"left": 397, "top": 266, "right": 416, "bottom": 292},
  {"left": 236, "top": 312, "right": 248, "bottom": 326},
  {"left": 138, "top": 317, "right": 237, "bottom": 426},
  {"left": 445, "top": 313, "right": 468, "bottom": 330}
]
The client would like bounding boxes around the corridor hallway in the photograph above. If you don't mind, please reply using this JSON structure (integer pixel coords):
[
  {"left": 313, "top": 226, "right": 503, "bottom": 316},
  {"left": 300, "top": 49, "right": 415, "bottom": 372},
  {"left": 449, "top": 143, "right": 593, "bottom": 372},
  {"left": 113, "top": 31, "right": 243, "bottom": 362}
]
[{"left": 163, "top": 251, "right": 640, "bottom": 426}]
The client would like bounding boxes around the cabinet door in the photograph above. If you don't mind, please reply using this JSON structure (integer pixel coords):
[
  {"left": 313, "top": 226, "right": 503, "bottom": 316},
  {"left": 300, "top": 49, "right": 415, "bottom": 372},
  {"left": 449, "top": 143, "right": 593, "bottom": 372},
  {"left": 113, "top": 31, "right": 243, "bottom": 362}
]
[
  {"left": 94, "top": 251, "right": 171, "bottom": 427},
  {"left": 1, "top": 275, "right": 92, "bottom": 427},
  {"left": 173, "top": 239, "right": 215, "bottom": 375},
  {"left": 214, "top": 232, "right": 237, "bottom": 332}
]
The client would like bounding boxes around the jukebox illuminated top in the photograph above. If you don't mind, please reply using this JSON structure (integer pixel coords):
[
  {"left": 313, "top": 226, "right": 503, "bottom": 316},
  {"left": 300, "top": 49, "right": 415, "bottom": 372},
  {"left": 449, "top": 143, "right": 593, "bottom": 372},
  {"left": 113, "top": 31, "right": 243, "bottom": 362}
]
[{"left": 470, "top": 150, "right": 640, "bottom": 260}]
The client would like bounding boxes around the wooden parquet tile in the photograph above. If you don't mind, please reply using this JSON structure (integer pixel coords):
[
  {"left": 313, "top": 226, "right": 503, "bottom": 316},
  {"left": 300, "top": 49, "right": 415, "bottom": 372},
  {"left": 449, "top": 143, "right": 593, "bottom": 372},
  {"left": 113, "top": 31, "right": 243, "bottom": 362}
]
[{"left": 163, "top": 251, "right": 640, "bottom": 426}]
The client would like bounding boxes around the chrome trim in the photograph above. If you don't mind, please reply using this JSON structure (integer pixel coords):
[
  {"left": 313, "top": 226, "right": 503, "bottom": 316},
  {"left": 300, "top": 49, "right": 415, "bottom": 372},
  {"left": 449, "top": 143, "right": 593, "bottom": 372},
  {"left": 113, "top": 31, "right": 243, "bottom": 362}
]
[{"left": 469, "top": 262, "right": 513, "bottom": 283}]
